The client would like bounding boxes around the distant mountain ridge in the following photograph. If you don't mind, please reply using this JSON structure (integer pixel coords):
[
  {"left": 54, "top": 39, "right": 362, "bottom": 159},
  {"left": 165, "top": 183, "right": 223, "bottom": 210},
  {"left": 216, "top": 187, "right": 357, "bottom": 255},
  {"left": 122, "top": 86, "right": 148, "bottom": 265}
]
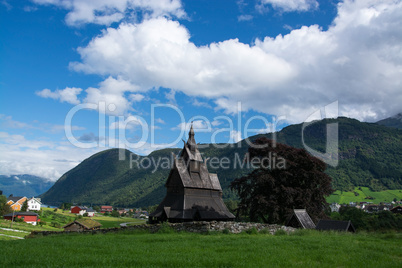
[
  {"left": 0, "top": 174, "right": 54, "bottom": 197},
  {"left": 40, "top": 117, "right": 402, "bottom": 207},
  {"left": 376, "top": 113, "right": 402, "bottom": 129}
]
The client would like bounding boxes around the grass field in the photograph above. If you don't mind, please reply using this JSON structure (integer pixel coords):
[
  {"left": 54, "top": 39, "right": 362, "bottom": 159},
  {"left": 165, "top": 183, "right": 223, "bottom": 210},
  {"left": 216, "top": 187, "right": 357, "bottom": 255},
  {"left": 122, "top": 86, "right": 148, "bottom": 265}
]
[
  {"left": 327, "top": 187, "right": 402, "bottom": 204},
  {"left": 0, "top": 208, "right": 146, "bottom": 240},
  {"left": 91, "top": 215, "right": 146, "bottom": 228},
  {"left": 0, "top": 230, "right": 400, "bottom": 267}
]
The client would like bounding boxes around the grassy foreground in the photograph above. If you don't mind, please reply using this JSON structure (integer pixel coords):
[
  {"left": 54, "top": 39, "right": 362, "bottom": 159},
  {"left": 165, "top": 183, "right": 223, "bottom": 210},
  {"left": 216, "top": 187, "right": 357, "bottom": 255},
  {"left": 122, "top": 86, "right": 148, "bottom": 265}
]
[{"left": 0, "top": 230, "right": 401, "bottom": 267}]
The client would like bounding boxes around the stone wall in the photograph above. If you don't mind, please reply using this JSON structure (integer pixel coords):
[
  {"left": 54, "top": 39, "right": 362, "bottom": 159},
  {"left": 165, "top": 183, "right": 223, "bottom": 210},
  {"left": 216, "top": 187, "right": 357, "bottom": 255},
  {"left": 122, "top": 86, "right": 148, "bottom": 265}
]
[{"left": 28, "top": 221, "right": 296, "bottom": 238}]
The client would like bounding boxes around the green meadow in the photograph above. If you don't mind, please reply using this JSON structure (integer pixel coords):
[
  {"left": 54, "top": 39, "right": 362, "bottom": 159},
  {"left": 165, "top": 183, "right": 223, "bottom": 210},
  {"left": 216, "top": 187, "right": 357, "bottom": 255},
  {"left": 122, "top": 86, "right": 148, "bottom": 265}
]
[
  {"left": 327, "top": 187, "right": 402, "bottom": 204},
  {"left": 0, "top": 230, "right": 401, "bottom": 267}
]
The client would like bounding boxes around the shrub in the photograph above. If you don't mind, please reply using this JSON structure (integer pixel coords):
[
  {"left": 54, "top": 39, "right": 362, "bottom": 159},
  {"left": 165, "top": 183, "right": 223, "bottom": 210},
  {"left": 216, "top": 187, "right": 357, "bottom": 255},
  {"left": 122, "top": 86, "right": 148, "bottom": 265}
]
[
  {"left": 274, "top": 229, "right": 287, "bottom": 236},
  {"left": 157, "top": 222, "right": 175, "bottom": 234},
  {"left": 245, "top": 227, "right": 258, "bottom": 235},
  {"left": 222, "top": 228, "right": 230, "bottom": 234},
  {"left": 259, "top": 229, "right": 271, "bottom": 234},
  {"left": 51, "top": 222, "right": 61, "bottom": 228}
]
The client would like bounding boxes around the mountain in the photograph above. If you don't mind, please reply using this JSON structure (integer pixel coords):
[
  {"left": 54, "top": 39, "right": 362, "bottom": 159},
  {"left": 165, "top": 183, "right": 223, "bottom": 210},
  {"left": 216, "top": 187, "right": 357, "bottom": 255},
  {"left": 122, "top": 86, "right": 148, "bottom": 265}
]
[
  {"left": 0, "top": 174, "right": 54, "bottom": 197},
  {"left": 376, "top": 113, "right": 402, "bottom": 129},
  {"left": 272, "top": 117, "right": 402, "bottom": 191},
  {"left": 40, "top": 117, "right": 402, "bottom": 207}
]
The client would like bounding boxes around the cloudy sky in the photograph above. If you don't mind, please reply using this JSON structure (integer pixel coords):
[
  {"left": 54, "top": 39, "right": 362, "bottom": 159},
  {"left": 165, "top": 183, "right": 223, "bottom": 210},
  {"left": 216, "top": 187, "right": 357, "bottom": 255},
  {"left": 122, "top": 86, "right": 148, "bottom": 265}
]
[{"left": 0, "top": 0, "right": 401, "bottom": 181}]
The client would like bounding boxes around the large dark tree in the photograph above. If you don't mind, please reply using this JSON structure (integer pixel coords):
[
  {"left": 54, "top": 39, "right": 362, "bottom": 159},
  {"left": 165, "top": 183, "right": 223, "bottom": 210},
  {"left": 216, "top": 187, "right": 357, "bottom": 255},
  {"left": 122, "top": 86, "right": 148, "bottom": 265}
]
[{"left": 231, "top": 137, "right": 333, "bottom": 224}]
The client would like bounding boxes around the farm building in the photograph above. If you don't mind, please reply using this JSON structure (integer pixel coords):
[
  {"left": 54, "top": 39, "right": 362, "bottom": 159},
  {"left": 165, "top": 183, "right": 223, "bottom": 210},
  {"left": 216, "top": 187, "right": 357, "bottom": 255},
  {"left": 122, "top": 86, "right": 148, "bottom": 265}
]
[
  {"left": 63, "top": 219, "right": 102, "bottom": 231},
  {"left": 70, "top": 206, "right": 95, "bottom": 216},
  {"left": 286, "top": 209, "right": 316, "bottom": 229},
  {"left": 391, "top": 205, "right": 402, "bottom": 214},
  {"left": 3, "top": 212, "right": 40, "bottom": 225},
  {"left": 149, "top": 125, "right": 235, "bottom": 223},
  {"left": 315, "top": 220, "right": 356, "bottom": 232},
  {"left": 100, "top": 206, "right": 113, "bottom": 213}
]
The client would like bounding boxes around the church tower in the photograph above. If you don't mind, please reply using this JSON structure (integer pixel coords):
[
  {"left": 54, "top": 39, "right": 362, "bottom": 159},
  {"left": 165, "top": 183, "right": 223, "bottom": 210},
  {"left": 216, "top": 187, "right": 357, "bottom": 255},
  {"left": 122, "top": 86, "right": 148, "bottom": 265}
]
[{"left": 149, "top": 125, "right": 235, "bottom": 223}]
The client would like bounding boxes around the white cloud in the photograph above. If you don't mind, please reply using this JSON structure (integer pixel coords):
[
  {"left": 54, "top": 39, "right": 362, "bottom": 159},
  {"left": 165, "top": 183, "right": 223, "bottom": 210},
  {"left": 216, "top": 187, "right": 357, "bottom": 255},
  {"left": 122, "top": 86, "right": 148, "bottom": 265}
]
[
  {"left": 258, "top": 0, "right": 319, "bottom": 12},
  {"left": 230, "top": 130, "right": 242, "bottom": 143},
  {"left": 0, "top": 131, "right": 103, "bottom": 181},
  {"left": 129, "top": 93, "right": 145, "bottom": 102},
  {"left": 36, "top": 87, "right": 82, "bottom": 105},
  {"left": 256, "top": 124, "right": 274, "bottom": 134},
  {"left": 211, "top": 120, "right": 222, "bottom": 127},
  {"left": 192, "top": 99, "right": 212, "bottom": 109},
  {"left": 109, "top": 115, "right": 143, "bottom": 130},
  {"left": 238, "top": 14, "right": 253, "bottom": 22},
  {"left": 83, "top": 76, "right": 141, "bottom": 115},
  {"left": 155, "top": 118, "right": 165, "bottom": 124},
  {"left": 173, "top": 120, "right": 210, "bottom": 132},
  {"left": 0, "top": 114, "right": 85, "bottom": 133},
  {"left": 32, "top": 0, "right": 186, "bottom": 26},
  {"left": 62, "top": 0, "right": 402, "bottom": 123}
]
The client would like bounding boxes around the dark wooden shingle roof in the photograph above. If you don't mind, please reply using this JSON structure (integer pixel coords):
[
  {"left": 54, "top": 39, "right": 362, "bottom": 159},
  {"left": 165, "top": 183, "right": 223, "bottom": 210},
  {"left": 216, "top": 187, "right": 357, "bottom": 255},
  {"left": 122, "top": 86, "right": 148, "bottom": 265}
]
[
  {"left": 315, "top": 220, "right": 355, "bottom": 232},
  {"left": 286, "top": 209, "right": 316, "bottom": 229},
  {"left": 63, "top": 219, "right": 102, "bottom": 229}
]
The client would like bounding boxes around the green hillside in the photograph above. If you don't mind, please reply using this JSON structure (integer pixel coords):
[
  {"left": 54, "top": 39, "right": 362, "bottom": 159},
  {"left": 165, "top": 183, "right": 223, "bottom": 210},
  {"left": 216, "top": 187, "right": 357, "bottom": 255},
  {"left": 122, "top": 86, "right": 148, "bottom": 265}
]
[
  {"left": 271, "top": 117, "right": 402, "bottom": 191},
  {"left": 41, "top": 117, "right": 402, "bottom": 207},
  {"left": 327, "top": 187, "right": 402, "bottom": 204}
]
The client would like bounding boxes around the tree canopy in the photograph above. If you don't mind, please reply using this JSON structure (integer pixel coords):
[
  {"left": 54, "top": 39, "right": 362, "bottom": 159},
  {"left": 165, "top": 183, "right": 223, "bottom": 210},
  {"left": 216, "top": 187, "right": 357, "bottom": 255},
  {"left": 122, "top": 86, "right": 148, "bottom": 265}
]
[
  {"left": 0, "top": 194, "right": 11, "bottom": 216},
  {"left": 21, "top": 200, "right": 28, "bottom": 212},
  {"left": 231, "top": 137, "right": 334, "bottom": 224}
]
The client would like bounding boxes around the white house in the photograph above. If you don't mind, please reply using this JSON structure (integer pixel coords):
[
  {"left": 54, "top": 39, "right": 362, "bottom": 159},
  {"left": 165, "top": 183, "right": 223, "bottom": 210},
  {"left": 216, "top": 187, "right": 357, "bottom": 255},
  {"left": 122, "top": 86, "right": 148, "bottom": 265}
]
[
  {"left": 27, "top": 197, "right": 41, "bottom": 211},
  {"left": 329, "top": 203, "right": 341, "bottom": 213}
]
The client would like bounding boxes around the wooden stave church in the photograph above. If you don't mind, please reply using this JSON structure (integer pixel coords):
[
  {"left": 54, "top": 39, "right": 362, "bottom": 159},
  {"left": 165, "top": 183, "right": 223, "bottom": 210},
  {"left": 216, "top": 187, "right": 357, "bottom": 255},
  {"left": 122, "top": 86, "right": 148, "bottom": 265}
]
[{"left": 149, "top": 125, "right": 235, "bottom": 223}]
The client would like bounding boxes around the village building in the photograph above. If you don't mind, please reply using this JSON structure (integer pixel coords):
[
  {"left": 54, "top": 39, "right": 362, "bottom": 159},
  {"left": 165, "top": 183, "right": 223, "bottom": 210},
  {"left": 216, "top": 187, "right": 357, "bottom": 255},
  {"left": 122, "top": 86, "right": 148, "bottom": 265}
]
[
  {"left": 3, "top": 211, "right": 40, "bottom": 225},
  {"left": 286, "top": 209, "right": 316, "bottom": 229},
  {"left": 315, "top": 219, "right": 356, "bottom": 232},
  {"left": 27, "top": 197, "right": 41, "bottom": 211},
  {"left": 149, "top": 125, "right": 235, "bottom": 223},
  {"left": 70, "top": 206, "right": 95, "bottom": 217},
  {"left": 6, "top": 195, "right": 27, "bottom": 211},
  {"left": 364, "top": 204, "right": 379, "bottom": 213},
  {"left": 63, "top": 219, "right": 102, "bottom": 231},
  {"left": 329, "top": 203, "right": 340, "bottom": 213},
  {"left": 100, "top": 206, "right": 113, "bottom": 214},
  {"left": 391, "top": 205, "right": 402, "bottom": 214}
]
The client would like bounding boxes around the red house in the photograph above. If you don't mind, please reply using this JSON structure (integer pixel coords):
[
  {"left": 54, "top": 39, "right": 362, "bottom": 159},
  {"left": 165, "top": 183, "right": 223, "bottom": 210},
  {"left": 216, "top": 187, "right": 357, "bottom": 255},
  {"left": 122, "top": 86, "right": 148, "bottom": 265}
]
[
  {"left": 3, "top": 212, "right": 40, "bottom": 225},
  {"left": 71, "top": 206, "right": 87, "bottom": 214},
  {"left": 100, "top": 206, "right": 113, "bottom": 214}
]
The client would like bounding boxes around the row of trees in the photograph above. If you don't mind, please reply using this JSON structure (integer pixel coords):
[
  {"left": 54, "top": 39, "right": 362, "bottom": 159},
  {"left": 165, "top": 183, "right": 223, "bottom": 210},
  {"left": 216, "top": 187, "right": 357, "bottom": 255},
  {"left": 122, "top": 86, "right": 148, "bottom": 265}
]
[{"left": 332, "top": 206, "right": 402, "bottom": 231}]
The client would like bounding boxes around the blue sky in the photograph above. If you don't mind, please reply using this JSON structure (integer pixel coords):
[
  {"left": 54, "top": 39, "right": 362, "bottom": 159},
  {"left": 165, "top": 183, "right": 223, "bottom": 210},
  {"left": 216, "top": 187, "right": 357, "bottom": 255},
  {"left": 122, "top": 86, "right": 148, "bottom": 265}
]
[{"left": 0, "top": 0, "right": 401, "bottom": 181}]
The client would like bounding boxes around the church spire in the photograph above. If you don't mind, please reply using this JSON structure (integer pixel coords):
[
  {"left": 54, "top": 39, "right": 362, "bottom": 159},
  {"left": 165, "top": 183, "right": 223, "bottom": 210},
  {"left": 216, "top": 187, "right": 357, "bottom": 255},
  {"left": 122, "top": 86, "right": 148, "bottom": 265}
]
[{"left": 187, "top": 123, "right": 196, "bottom": 152}]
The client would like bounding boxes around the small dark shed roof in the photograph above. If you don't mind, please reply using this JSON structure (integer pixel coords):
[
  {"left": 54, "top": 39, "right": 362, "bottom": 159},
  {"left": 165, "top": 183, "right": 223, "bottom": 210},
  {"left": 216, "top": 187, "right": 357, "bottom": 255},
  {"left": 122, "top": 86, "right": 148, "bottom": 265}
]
[
  {"left": 63, "top": 219, "right": 102, "bottom": 230},
  {"left": 286, "top": 209, "right": 316, "bottom": 229},
  {"left": 315, "top": 220, "right": 355, "bottom": 232}
]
